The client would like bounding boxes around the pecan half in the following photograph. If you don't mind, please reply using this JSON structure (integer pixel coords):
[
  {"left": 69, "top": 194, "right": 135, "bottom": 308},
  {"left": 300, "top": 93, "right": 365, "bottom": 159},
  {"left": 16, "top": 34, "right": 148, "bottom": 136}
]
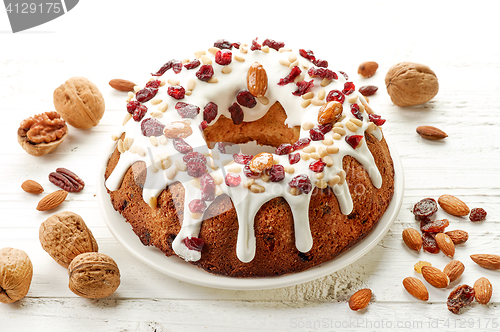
[{"left": 49, "top": 168, "right": 85, "bottom": 193}]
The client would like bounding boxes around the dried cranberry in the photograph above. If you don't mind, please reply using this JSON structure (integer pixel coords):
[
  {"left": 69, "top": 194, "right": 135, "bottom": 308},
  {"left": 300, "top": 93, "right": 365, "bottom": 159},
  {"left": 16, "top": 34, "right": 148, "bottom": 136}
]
[
  {"left": 145, "top": 80, "right": 161, "bottom": 89},
  {"left": 351, "top": 104, "right": 363, "bottom": 121},
  {"left": 292, "top": 80, "right": 314, "bottom": 96},
  {"left": 175, "top": 102, "right": 200, "bottom": 119},
  {"left": 345, "top": 135, "right": 363, "bottom": 149},
  {"left": 289, "top": 174, "right": 312, "bottom": 194},
  {"left": 141, "top": 118, "right": 165, "bottom": 137},
  {"left": 126, "top": 100, "right": 140, "bottom": 114},
  {"left": 470, "top": 208, "right": 487, "bottom": 222},
  {"left": 339, "top": 71, "right": 349, "bottom": 80},
  {"left": 200, "top": 173, "right": 216, "bottom": 201},
  {"left": 299, "top": 49, "right": 316, "bottom": 62},
  {"left": 167, "top": 85, "right": 185, "bottom": 100},
  {"left": 308, "top": 67, "right": 338, "bottom": 80},
  {"left": 236, "top": 90, "right": 257, "bottom": 108},
  {"left": 421, "top": 219, "right": 449, "bottom": 233},
  {"left": 133, "top": 104, "right": 147, "bottom": 122},
  {"left": 214, "top": 39, "right": 232, "bottom": 49},
  {"left": 136, "top": 88, "right": 158, "bottom": 103},
  {"left": 368, "top": 114, "right": 386, "bottom": 126},
  {"left": 199, "top": 120, "right": 208, "bottom": 131},
  {"left": 151, "top": 59, "right": 181, "bottom": 76},
  {"left": 275, "top": 143, "right": 293, "bottom": 155},
  {"left": 173, "top": 138, "right": 193, "bottom": 154},
  {"left": 183, "top": 152, "right": 207, "bottom": 164},
  {"left": 312, "top": 59, "right": 328, "bottom": 67},
  {"left": 196, "top": 64, "right": 214, "bottom": 82},
  {"left": 250, "top": 38, "right": 261, "bottom": 51},
  {"left": 326, "top": 90, "right": 345, "bottom": 104},
  {"left": 233, "top": 153, "right": 253, "bottom": 165},
  {"left": 188, "top": 199, "right": 206, "bottom": 214},
  {"left": 447, "top": 285, "right": 475, "bottom": 314},
  {"left": 215, "top": 49, "right": 232, "bottom": 65},
  {"left": 225, "top": 173, "right": 241, "bottom": 187},
  {"left": 289, "top": 153, "right": 301, "bottom": 164},
  {"left": 309, "top": 128, "right": 325, "bottom": 141},
  {"left": 228, "top": 103, "right": 244, "bottom": 125},
  {"left": 262, "top": 39, "right": 285, "bottom": 51},
  {"left": 203, "top": 102, "right": 218, "bottom": 123},
  {"left": 413, "top": 198, "right": 438, "bottom": 221},
  {"left": 277, "top": 66, "right": 302, "bottom": 86},
  {"left": 422, "top": 232, "right": 440, "bottom": 254},
  {"left": 342, "top": 82, "right": 356, "bottom": 95},
  {"left": 182, "top": 237, "right": 205, "bottom": 251},
  {"left": 292, "top": 137, "right": 311, "bottom": 150},
  {"left": 359, "top": 85, "right": 378, "bottom": 96},
  {"left": 309, "top": 159, "right": 326, "bottom": 173},
  {"left": 318, "top": 123, "right": 333, "bottom": 134},
  {"left": 231, "top": 42, "right": 241, "bottom": 49},
  {"left": 184, "top": 59, "right": 201, "bottom": 70},
  {"left": 243, "top": 163, "right": 260, "bottom": 179},
  {"left": 186, "top": 161, "right": 207, "bottom": 178},
  {"left": 268, "top": 164, "right": 285, "bottom": 182}
]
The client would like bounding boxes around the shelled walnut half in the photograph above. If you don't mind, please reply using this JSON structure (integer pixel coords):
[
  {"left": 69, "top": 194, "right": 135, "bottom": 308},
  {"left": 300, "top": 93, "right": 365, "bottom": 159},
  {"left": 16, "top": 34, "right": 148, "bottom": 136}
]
[{"left": 17, "top": 111, "right": 68, "bottom": 156}]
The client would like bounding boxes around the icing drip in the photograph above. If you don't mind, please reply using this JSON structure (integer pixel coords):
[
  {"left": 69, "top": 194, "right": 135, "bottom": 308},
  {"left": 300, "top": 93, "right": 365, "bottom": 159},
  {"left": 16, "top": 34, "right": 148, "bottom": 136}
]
[{"left": 105, "top": 40, "right": 386, "bottom": 263}]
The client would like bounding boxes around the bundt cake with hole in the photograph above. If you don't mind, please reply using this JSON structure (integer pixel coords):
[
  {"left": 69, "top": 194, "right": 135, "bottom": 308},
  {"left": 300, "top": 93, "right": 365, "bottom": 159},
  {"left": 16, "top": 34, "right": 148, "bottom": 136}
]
[{"left": 104, "top": 38, "right": 394, "bottom": 277}]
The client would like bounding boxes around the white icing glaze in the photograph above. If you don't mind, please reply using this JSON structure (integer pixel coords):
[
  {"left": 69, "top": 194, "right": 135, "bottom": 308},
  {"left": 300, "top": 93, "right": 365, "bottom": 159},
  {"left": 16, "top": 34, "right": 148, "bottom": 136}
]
[{"left": 105, "top": 39, "right": 386, "bottom": 264}]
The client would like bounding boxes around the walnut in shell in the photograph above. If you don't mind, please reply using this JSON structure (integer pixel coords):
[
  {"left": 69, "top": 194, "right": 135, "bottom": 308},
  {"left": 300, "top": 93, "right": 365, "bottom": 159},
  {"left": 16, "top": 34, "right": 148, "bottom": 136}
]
[
  {"left": 39, "top": 211, "right": 98, "bottom": 268},
  {"left": 385, "top": 62, "right": 439, "bottom": 106},
  {"left": 0, "top": 247, "right": 33, "bottom": 303},
  {"left": 68, "top": 252, "right": 120, "bottom": 299},
  {"left": 53, "top": 77, "right": 105, "bottom": 129}
]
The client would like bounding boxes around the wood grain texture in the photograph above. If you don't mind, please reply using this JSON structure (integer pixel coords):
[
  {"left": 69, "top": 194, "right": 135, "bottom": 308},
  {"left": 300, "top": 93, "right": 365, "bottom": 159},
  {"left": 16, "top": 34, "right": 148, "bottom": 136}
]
[{"left": 2, "top": 1, "right": 500, "bottom": 330}]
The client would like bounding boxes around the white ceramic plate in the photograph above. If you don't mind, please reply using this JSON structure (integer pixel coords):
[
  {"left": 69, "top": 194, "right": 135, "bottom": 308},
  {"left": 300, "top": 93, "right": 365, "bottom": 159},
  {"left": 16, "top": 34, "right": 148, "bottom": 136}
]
[{"left": 97, "top": 139, "right": 404, "bottom": 290}]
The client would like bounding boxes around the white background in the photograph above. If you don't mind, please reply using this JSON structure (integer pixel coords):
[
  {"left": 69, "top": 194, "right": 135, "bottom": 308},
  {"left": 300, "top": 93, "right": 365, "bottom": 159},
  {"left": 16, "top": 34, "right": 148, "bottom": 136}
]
[{"left": 2, "top": 1, "right": 500, "bottom": 331}]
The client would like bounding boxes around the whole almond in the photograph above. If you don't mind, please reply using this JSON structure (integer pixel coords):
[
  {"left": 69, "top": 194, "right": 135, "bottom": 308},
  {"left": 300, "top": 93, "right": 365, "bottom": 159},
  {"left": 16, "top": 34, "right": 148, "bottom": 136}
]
[
  {"left": 474, "top": 277, "right": 492, "bottom": 305},
  {"left": 438, "top": 194, "right": 470, "bottom": 217},
  {"left": 402, "top": 227, "right": 422, "bottom": 251},
  {"left": 403, "top": 277, "right": 429, "bottom": 301},
  {"left": 21, "top": 180, "right": 44, "bottom": 194},
  {"left": 421, "top": 266, "right": 450, "bottom": 288},
  {"left": 349, "top": 288, "right": 372, "bottom": 311},
  {"left": 247, "top": 62, "right": 268, "bottom": 97},
  {"left": 358, "top": 61, "right": 378, "bottom": 78},
  {"left": 36, "top": 190, "right": 68, "bottom": 211},
  {"left": 163, "top": 121, "right": 193, "bottom": 139},
  {"left": 416, "top": 126, "right": 448, "bottom": 140},
  {"left": 470, "top": 254, "right": 500, "bottom": 270},
  {"left": 109, "top": 79, "right": 136, "bottom": 92},
  {"left": 445, "top": 230, "right": 468, "bottom": 245},
  {"left": 435, "top": 233, "right": 455, "bottom": 258},
  {"left": 443, "top": 260, "right": 465, "bottom": 282}
]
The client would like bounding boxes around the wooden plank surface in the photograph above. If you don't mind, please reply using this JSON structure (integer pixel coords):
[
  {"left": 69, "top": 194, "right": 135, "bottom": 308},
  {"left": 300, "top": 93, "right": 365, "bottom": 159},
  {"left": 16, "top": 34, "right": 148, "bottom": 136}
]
[{"left": 2, "top": 1, "right": 500, "bottom": 331}]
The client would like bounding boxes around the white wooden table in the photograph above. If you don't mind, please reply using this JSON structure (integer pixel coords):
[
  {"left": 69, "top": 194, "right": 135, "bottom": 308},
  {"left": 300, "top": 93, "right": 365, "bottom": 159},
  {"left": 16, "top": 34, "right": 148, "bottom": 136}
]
[{"left": 2, "top": 1, "right": 500, "bottom": 331}]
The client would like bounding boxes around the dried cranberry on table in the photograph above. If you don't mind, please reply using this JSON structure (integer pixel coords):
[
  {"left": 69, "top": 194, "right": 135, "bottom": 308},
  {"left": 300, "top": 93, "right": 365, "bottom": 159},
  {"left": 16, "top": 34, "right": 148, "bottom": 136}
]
[{"left": 469, "top": 208, "right": 487, "bottom": 222}]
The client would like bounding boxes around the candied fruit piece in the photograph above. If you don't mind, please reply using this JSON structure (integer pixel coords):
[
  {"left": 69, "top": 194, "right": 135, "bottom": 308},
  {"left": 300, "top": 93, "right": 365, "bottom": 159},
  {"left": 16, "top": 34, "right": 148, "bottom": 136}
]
[
  {"left": 141, "top": 118, "right": 165, "bottom": 137},
  {"left": 175, "top": 102, "right": 200, "bottom": 119},
  {"left": 289, "top": 174, "right": 312, "bottom": 194},
  {"left": 225, "top": 173, "right": 241, "bottom": 187},
  {"left": 173, "top": 138, "right": 193, "bottom": 154},
  {"left": 278, "top": 66, "right": 302, "bottom": 86},
  {"left": 188, "top": 199, "right": 206, "bottom": 214},
  {"left": 421, "top": 219, "right": 449, "bottom": 233},
  {"left": 215, "top": 49, "right": 232, "bottom": 65},
  {"left": 203, "top": 102, "right": 218, "bottom": 123},
  {"left": 326, "top": 90, "right": 345, "bottom": 104},
  {"left": 413, "top": 198, "right": 438, "bottom": 221},
  {"left": 196, "top": 64, "right": 214, "bottom": 82},
  {"left": 447, "top": 285, "right": 475, "bottom": 315},
  {"left": 268, "top": 164, "right": 285, "bottom": 182},
  {"left": 167, "top": 85, "right": 185, "bottom": 100},
  {"left": 236, "top": 90, "right": 257, "bottom": 108},
  {"left": 470, "top": 208, "right": 487, "bottom": 222},
  {"left": 228, "top": 103, "right": 244, "bottom": 125},
  {"left": 275, "top": 143, "right": 293, "bottom": 155},
  {"left": 182, "top": 236, "right": 205, "bottom": 251}
]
